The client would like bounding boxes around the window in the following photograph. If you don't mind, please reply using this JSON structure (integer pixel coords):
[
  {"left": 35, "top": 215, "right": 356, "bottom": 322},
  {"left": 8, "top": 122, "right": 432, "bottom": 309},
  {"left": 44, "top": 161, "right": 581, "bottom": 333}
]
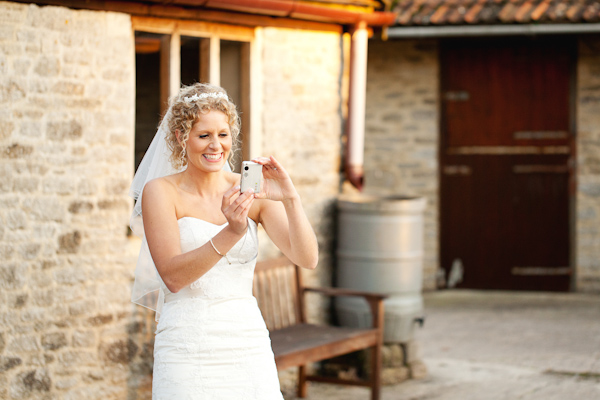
[{"left": 133, "top": 17, "right": 260, "bottom": 172}]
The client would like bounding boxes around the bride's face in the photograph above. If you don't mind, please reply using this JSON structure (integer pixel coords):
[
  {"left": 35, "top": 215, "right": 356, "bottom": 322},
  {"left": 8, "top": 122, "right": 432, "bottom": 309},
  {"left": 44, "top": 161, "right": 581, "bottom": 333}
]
[{"left": 184, "top": 110, "right": 232, "bottom": 173}]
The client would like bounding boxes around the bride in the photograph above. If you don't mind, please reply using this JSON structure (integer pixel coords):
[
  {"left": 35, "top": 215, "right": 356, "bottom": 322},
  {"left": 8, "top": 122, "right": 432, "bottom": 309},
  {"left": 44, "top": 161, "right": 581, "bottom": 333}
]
[{"left": 130, "top": 83, "right": 319, "bottom": 399}]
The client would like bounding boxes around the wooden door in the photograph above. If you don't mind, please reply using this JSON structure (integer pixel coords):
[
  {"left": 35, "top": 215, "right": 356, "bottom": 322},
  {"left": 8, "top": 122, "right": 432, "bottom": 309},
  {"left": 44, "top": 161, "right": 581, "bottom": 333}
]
[{"left": 440, "top": 37, "right": 574, "bottom": 291}]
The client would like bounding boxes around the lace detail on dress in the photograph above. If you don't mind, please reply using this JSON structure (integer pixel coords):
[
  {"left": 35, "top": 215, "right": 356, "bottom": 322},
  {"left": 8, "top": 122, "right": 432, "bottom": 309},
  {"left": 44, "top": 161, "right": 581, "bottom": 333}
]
[{"left": 152, "top": 218, "right": 283, "bottom": 400}]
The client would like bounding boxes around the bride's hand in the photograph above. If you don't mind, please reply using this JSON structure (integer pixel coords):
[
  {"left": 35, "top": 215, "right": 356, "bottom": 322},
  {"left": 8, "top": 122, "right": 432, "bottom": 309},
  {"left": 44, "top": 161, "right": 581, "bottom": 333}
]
[
  {"left": 251, "top": 156, "right": 299, "bottom": 202},
  {"left": 221, "top": 185, "right": 255, "bottom": 235}
]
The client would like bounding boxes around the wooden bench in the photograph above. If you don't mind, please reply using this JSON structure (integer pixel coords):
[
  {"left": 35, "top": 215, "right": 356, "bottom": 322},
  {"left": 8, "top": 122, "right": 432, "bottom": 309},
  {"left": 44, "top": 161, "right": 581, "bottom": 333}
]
[{"left": 253, "top": 256, "right": 387, "bottom": 400}]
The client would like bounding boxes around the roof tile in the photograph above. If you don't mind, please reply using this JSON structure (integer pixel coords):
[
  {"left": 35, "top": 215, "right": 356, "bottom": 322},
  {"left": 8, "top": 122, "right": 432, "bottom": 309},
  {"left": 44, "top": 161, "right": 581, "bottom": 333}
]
[
  {"left": 583, "top": 3, "right": 600, "bottom": 22},
  {"left": 393, "top": 0, "right": 600, "bottom": 25},
  {"left": 430, "top": 4, "right": 451, "bottom": 24},
  {"left": 530, "top": 0, "right": 551, "bottom": 21},
  {"left": 478, "top": 3, "right": 500, "bottom": 22},
  {"left": 464, "top": 2, "right": 485, "bottom": 23},
  {"left": 514, "top": 2, "right": 534, "bottom": 21},
  {"left": 414, "top": 2, "right": 439, "bottom": 24},
  {"left": 497, "top": 2, "right": 519, "bottom": 22},
  {"left": 446, "top": 6, "right": 465, "bottom": 23},
  {"left": 566, "top": 4, "right": 585, "bottom": 21}
]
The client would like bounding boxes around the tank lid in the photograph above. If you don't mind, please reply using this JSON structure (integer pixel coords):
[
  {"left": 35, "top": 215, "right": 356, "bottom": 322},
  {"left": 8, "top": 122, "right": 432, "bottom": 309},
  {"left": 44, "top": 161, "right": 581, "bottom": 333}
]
[{"left": 338, "top": 194, "right": 427, "bottom": 213}]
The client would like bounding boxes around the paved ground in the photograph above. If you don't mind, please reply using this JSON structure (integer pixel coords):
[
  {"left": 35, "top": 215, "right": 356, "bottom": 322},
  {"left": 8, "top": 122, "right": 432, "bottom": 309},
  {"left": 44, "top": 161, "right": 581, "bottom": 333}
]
[{"left": 284, "top": 290, "right": 600, "bottom": 400}]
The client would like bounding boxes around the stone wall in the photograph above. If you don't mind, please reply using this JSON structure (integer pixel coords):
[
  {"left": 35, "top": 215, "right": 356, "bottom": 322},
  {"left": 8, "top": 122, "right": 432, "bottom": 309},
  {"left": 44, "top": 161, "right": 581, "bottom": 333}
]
[
  {"left": 576, "top": 35, "right": 600, "bottom": 292},
  {"left": 0, "top": 3, "right": 153, "bottom": 399},
  {"left": 364, "top": 39, "right": 440, "bottom": 290},
  {"left": 365, "top": 36, "right": 600, "bottom": 294},
  {"left": 260, "top": 27, "right": 343, "bottom": 319}
]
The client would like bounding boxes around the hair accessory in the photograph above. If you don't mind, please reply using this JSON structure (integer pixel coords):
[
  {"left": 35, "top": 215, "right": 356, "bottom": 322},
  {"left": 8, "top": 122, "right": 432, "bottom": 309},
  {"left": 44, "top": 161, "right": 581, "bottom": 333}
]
[
  {"left": 209, "top": 238, "right": 231, "bottom": 265},
  {"left": 183, "top": 92, "right": 228, "bottom": 103}
]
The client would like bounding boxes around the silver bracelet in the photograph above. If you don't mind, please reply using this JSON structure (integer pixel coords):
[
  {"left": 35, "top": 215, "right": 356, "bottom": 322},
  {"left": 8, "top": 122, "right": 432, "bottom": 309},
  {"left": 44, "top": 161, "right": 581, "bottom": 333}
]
[{"left": 209, "top": 238, "right": 231, "bottom": 264}]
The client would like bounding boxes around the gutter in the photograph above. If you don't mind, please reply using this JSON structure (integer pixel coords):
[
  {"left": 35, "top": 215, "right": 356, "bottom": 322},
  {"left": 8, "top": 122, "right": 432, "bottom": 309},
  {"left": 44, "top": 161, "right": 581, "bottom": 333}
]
[
  {"left": 387, "top": 23, "right": 600, "bottom": 38},
  {"left": 195, "top": 0, "right": 397, "bottom": 25}
]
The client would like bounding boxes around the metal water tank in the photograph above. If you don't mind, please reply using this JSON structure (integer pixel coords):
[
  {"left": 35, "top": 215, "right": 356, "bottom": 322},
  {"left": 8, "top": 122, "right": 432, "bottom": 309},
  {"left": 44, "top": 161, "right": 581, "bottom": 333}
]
[{"left": 335, "top": 195, "right": 426, "bottom": 343}]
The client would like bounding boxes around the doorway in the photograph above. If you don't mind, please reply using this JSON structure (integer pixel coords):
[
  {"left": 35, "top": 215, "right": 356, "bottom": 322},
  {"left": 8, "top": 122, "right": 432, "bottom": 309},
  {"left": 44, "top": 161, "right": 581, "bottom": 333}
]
[{"left": 440, "top": 37, "right": 575, "bottom": 291}]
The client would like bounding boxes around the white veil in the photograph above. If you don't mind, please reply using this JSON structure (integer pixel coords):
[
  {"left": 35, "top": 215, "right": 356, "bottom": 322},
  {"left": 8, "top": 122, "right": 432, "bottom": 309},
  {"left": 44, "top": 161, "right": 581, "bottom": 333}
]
[{"left": 129, "top": 105, "right": 231, "bottom": 320}]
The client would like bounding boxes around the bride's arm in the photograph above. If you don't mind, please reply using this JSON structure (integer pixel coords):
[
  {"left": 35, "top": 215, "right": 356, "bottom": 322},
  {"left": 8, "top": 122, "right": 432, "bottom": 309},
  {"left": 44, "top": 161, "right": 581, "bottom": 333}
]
[
  {"left": 253, "top": 157, "right": 318, "bottom": 270},
  {"left": 142, "top": 179, "right": 254, "bottom": 292},
  {"left": 258, "top": 198, "right": 319, "bottom": 270}
]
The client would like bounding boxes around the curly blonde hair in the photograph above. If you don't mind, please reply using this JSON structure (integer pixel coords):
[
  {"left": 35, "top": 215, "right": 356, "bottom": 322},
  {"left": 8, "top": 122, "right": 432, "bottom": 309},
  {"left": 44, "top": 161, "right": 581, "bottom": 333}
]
[{"left": 165, "top": 83, "right": 240, "bottom": 170}]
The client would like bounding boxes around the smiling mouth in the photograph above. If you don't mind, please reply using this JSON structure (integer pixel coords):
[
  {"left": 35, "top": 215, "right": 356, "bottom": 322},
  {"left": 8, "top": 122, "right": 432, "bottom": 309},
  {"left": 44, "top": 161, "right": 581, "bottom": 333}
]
[{"left": 203, "top": 153, "right": 223, "bottom": 162}]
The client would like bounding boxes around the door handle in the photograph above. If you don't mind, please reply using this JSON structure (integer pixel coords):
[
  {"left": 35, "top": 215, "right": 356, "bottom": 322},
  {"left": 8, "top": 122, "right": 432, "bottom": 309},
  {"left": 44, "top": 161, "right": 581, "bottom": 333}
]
[
  {"left": 443, "top": 165, "right": 471, "bottom": 176},
  {"left": 513, "top": 165, "right": 569, "bottom": 174}
]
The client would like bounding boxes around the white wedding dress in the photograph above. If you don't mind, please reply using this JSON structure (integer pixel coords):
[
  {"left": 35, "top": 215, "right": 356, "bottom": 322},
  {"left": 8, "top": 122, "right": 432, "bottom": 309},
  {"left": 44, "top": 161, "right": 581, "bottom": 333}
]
[{"left": 152, "top": 217, "right": 284, "bottom": 399}]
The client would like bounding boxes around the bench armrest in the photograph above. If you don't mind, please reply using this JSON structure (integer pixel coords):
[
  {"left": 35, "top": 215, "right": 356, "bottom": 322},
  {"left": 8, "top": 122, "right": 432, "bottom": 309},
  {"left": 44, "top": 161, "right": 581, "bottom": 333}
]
[{"left": 303, "top": 287, "right": 386, "bottom": 329}]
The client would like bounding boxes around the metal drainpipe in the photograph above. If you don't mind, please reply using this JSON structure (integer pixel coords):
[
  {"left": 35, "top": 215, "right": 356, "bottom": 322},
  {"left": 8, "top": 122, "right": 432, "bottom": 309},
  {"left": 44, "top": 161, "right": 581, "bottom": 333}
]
[{"left": 345, "top": 21, "right": 368, "bottom": 191}]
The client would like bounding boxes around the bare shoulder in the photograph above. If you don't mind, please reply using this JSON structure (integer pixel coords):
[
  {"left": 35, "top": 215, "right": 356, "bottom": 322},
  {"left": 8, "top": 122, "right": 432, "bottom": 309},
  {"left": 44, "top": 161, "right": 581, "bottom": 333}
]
[
  {"left": 143, "top": 176, "right": 178, "bottom": 198},
  {"left": 141, "top": 176, "right": 180, "bottom": 216}
]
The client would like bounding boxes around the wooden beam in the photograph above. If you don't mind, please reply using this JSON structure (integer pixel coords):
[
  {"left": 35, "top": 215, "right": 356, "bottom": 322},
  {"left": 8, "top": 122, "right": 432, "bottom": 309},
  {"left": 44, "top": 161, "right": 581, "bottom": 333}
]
[
  {"left": 247, "top": 28, "right": 263, "bottom": 159},
  {"left": 199, "top": 36, "right": 220, "bottom": 85},
  {"left": 139, "top": 3, "right": 342, "bottom": 32},
  {"left": 159, "top": 35, "right": 170, "bottom": 115},
  {"left": 13, "top": 0, "right": 342, "bottom": 33},
  {"left": 240, "top": 41, "right": 251, "bottom": 163},
  {"left": 132, "top": 16, "right": 255, "bottom": 41},
  {"left": 135, "top": 36, "right": 161, "bottom": 53},
  {"left": 160, "top": 32, "right": 181, "bottom": 115},
  {"left": 170, "top": 32, "right": 181, "bottom": 99}
]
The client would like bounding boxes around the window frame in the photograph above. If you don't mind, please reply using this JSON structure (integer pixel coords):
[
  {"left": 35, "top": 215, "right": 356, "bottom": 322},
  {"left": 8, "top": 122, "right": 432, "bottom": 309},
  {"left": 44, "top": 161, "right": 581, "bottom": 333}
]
[{"left": 132, "top": 16, "right": 262, "bottom": 164}]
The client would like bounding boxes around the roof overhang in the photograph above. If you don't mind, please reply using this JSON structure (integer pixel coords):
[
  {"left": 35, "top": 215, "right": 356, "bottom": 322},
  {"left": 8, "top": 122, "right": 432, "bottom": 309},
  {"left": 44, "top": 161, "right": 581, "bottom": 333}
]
[
  {"left": 173, "top": 0, "right": 397, "bottom": 26},
  {"left": 387, "top": 23, "right": 600, "bottom": 38},
  {"left": 15, "top": 0, "right": 397, "bottom": 28}
]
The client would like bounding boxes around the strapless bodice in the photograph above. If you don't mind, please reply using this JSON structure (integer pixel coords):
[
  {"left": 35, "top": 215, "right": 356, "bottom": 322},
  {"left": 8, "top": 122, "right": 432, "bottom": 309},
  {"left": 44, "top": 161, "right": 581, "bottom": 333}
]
[{"left": 162, "top": 217, "right": 258, "bottom": 303}]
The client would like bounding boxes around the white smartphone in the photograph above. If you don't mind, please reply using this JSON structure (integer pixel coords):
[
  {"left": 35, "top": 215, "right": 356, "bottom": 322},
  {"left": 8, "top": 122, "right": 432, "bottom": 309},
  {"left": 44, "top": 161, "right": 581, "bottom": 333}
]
[{"left": 240, "top": 161, "right": 262, "bottom": 193}]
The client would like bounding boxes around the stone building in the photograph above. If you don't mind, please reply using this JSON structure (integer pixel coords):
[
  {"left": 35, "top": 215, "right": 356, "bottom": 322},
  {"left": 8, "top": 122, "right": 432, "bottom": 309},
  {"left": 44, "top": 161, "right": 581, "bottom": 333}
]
[
  {"left": 4, "top": 0, "right": 599, "bottom": 397},
  {"left": 363, "top": 0, "right": 600, "bottom": 293},
  {"left": 0, "top": 0, "right": 394, "bottom": 398}
]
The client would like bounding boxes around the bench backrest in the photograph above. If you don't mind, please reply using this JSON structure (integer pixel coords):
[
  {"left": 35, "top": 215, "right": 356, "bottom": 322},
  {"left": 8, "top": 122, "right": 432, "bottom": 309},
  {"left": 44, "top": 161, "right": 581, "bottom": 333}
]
[{"left": 253, "top": 256, "right": 305, "bottom": 331}]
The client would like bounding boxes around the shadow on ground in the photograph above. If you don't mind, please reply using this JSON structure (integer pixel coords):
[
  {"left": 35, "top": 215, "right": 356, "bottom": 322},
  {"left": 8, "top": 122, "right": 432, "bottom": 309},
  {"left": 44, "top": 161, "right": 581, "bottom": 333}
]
[{"left": 284, "top": 290, "right": 600, "bottom": 400}]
